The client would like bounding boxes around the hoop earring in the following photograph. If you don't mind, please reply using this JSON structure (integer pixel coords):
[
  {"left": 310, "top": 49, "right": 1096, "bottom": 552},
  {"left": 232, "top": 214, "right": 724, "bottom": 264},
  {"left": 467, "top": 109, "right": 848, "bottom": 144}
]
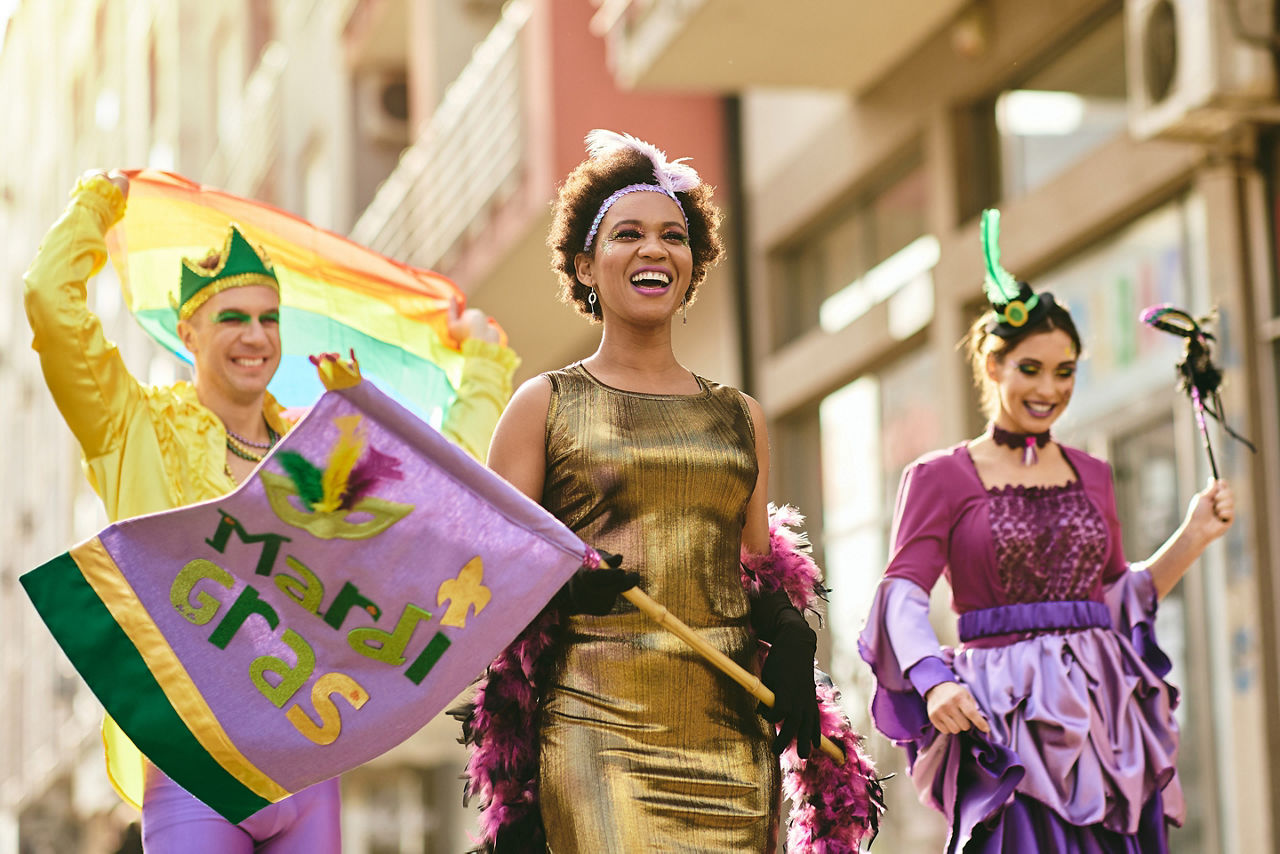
[{"left": 588, "top": 287, "right": 598, "bottom": 317}]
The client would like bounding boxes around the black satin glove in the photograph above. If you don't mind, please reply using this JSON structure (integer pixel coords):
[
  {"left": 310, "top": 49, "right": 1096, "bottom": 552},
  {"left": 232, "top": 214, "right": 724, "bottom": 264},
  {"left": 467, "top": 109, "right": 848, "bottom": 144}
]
[
  {"left": 554, "top": 550, "right": 640, "bottom": 616},
  {"left": 751, "top": 589, "right": 820, "bottom": 757}
]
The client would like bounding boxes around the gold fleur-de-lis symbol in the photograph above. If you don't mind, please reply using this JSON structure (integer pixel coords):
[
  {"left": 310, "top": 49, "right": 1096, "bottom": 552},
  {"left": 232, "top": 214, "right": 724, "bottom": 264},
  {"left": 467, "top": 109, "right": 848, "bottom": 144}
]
[{"left": 437, "top": 556, "right": 491, "bottom": 629}]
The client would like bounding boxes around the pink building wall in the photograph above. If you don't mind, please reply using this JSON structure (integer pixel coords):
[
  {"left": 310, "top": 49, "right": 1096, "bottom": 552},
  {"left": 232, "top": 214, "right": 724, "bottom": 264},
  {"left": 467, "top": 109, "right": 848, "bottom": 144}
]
[{"left": 539, "top": 0, "right": 727, "bottom": 201}]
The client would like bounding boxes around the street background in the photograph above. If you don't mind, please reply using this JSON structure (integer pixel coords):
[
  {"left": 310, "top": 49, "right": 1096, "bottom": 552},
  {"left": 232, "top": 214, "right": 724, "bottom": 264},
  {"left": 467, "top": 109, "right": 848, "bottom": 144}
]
[{"left": 1, "top": 0, "right": 1278, "bottom": 851}]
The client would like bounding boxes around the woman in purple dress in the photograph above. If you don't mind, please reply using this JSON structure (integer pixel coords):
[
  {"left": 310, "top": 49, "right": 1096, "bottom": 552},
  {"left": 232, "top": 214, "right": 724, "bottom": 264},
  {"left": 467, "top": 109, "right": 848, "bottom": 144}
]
[{"left": 859, "top": 210, "right": 1235, "bottom": 852}]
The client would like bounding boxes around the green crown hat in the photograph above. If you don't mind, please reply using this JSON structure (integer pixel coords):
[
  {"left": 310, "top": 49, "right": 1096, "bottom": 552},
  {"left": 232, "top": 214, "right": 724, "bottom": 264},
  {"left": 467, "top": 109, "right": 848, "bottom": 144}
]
[{"left": 174, "top": 224, "right": 279, "bottom": 321}]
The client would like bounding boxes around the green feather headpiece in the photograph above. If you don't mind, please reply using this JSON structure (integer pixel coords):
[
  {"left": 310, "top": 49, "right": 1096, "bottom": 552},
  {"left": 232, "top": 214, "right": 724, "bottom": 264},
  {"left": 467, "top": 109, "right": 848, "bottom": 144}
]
[
  {"left": 174, "top": 224, "right": 279, "bottom": 321},
  {"left": 980, "top": 208, "right": 1042, "bottom": 332}
]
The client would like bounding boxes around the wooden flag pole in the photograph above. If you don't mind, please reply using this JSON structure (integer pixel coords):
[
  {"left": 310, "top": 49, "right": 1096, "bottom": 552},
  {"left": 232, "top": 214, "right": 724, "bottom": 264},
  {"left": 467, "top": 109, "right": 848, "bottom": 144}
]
[{"left": 622, "top": 587, "right": 845, "bottom": 765}]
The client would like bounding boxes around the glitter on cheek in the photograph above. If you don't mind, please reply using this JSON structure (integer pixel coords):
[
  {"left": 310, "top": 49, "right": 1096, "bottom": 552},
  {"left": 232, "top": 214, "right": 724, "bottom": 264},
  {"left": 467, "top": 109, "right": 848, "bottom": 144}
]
[{"left": 602, "top": 240, "right": 616, "bottom": 256}]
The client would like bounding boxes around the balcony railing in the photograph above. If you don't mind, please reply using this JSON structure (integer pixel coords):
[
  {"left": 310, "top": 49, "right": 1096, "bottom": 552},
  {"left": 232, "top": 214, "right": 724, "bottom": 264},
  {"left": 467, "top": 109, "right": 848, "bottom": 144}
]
[
  {"left": 590, "top": 0, "right": 703, "bottom": 87},
  {"left": 349, "top": 0, "right": 530, "bottom": 271},
  {"left": 203, "top": 42, "right": 289, "bottom": 195}
]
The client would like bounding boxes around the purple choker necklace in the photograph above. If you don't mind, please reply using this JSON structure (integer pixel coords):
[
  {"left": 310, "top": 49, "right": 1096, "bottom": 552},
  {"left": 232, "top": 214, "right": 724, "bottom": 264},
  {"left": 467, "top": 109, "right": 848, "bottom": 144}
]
[{"left": 990, "top": 424, "right": 1051, "bottom": 466}]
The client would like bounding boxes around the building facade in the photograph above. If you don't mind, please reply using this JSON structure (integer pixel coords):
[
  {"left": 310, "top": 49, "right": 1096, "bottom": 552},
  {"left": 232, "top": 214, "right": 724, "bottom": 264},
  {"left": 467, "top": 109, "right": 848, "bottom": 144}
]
[{"left": 4, "top": 0, "right": 1278, "bottom": 852}]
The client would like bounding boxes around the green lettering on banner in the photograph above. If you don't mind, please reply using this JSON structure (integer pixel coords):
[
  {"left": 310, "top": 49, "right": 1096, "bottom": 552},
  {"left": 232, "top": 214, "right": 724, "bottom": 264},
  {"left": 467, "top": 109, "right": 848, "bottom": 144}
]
[
  {"left": 347, "top": 603, "right": 431, "bottom": 665},
  {"left": 208, "top": 585, "right": 280, "bottom": 650},
  {"left": 250, "top": 628, "right": 316, "bottom": 708},
  {"left": 405, "top": 632, "right": 451, "bottom": 685},
  {"left": 285, "top": 672, "right": 370, "bottom": 746},
  {"left": 171, "top": 559, "right": 234, "bottom": 625},
  {"left": 205, "top": 511, "right": 291, "bottom": 577},
  {"left": 276, "top": 556, "right": 325, "bottom": 615},
  {"left": 323, "top": 581, "right": 382, "bottom": 630}
]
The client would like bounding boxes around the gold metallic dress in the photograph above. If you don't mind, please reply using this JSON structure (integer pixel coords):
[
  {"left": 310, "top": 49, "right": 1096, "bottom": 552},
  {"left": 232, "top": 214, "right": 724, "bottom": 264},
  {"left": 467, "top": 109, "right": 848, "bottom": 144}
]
[{"left": 538, "top": 364, "right": 779, "bottom": 853}]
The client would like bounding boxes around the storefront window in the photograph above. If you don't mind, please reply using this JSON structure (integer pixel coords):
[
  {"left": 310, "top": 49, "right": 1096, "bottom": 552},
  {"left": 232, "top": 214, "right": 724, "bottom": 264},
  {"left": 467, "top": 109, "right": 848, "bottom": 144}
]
[
  {"left": 773, "top": 157, "right": 929, "bottom": 347},
  {"left": 1112, "top": 420, "right": 1211, "bottom": 853},
  {"left": 819, "top": 348, "right": 944, "bottom": 694},
  {"left": 818, "top": 345, "right": 948, "bottom": 851},
  {"left": 964, "top": 9, "right": 1127, "bottom": 212}
]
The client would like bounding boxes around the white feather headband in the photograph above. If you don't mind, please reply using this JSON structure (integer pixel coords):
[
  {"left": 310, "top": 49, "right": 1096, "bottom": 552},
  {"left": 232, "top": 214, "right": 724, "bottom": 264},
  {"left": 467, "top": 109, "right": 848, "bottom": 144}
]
[{"left": 582, "top": 129, "right": 702, "bottom": 251}]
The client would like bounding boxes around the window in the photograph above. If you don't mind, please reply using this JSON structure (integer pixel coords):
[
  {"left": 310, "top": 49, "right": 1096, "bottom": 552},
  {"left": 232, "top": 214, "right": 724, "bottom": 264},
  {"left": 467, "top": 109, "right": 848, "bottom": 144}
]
[
  {"left": 248, "top": 0, "right": 274, "bottom": 65},
  {"left": 812, "top": 346, "right": 949, "bottom": 850},
  {"left": 772, "top": 156, "right": 929, "bottom": 347},
  {"left": 148, "top": 30, "right": 159, "bottom": 127},
  {"left": 963, "top": 8, "right": 1127, "bottom": 214},
  {"left": 214, "top": 23, "right": 244, "bottom": 143},
  {"left": 1112, "top": 420, "right": 1212, "bottom": 853},
  {"left": 303, "top": 135, "right": 334, "bottom": 230}
]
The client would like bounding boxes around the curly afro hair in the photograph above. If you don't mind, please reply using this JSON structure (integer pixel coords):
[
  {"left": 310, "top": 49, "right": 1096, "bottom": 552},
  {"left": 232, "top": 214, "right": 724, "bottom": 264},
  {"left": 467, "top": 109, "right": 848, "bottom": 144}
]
[{"left": 548, "top": 146, "right": 724, "bottom": 322}]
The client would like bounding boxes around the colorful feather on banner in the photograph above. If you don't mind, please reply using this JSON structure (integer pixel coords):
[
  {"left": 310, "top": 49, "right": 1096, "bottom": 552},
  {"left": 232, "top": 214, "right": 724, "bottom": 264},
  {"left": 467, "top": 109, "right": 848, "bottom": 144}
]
[{"left": 104, "top": 170, "right": 503, "bottom": 426}]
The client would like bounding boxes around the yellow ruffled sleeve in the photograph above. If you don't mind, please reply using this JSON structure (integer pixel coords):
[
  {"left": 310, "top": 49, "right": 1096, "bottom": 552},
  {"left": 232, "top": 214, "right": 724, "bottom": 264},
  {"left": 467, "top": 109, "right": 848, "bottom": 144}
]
[
  {"left": 24, "top": 175, "right": 153, "bottom": 810},
  {"left": 440, "top": 338, "right": 520, "bottom": 461},
  {"left": 23, "top": 174, "right": 142, "bottom": 465}
]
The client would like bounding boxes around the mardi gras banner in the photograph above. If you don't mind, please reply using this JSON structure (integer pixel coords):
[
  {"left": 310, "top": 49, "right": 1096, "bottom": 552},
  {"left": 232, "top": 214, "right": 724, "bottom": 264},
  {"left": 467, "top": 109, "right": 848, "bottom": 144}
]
[
  {"left": 104, "top": 169, "right": 501, "bottom": 427},
  {"left": 21, "top": 378, "right": 589, "bottom": 822}
]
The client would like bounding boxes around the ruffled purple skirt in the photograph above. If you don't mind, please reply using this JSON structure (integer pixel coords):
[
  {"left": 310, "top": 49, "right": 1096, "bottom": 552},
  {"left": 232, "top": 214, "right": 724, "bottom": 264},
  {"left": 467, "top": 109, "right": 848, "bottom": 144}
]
[{"left": 859, "top": 571, "right": 1181, "bottom": 853}]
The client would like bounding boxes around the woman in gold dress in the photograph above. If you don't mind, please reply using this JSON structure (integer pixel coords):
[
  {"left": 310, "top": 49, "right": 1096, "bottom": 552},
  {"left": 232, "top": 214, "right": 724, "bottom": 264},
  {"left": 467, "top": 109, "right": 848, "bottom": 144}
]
[{"left": 479, "top": 131, "right": 823, "bottom": 852}]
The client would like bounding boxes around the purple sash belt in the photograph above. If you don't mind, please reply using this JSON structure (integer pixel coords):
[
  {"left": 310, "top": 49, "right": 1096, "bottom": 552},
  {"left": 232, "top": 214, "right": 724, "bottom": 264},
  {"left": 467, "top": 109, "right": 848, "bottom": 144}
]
[{"left": 958, "top": 600, "right": 1111, "bottom": 643}]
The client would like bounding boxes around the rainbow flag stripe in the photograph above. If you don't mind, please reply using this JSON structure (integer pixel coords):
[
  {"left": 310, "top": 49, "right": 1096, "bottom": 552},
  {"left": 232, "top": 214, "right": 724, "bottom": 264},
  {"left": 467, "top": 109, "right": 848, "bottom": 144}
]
[{"left": 106, "top": 170, "right": 491, "bottom": 426}]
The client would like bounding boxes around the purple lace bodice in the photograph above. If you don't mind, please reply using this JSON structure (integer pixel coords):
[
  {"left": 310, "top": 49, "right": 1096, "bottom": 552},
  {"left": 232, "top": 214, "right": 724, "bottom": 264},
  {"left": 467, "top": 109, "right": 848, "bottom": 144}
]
[{"left": 988, "top": 480, "right": 1110, "bottom": 603}]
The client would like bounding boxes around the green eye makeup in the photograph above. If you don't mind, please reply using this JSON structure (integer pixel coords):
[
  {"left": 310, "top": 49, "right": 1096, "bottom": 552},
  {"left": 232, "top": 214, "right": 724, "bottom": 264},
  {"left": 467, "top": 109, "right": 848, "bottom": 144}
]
[{"left": 213, "top": 309, "right": 279, "bottom": 324}]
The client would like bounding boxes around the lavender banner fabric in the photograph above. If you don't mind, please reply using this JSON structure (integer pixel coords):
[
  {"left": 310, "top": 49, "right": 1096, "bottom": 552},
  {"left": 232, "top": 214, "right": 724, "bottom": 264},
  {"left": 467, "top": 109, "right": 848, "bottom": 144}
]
[{"left": 24, "top": 379, "right": 591, "bottom": 819}]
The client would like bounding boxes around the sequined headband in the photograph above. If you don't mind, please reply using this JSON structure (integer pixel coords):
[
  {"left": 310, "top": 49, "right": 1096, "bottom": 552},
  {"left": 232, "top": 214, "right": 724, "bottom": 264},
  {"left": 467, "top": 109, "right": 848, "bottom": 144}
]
[
  {"left": 583, "top": 184, "right": 688, "bottom": 252},
  {"left": 578, "top": 129, "right": 702, "bottom": 253}
]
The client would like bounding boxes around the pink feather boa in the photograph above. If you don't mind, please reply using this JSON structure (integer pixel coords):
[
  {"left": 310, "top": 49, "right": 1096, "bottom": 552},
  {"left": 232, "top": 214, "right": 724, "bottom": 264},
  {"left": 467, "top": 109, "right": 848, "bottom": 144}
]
[{"left": 455, "top": 505, "right": 882, "bottom": 852}]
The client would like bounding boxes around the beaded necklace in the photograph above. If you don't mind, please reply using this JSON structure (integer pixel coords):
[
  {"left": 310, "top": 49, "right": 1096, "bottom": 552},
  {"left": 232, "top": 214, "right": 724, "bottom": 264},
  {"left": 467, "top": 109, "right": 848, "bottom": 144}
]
[
  {"left": 226, "top": 426, "right": 275, "bottom": 450},
  {"left": 224, "top": 423, "right": 280, "bottom": 481}
]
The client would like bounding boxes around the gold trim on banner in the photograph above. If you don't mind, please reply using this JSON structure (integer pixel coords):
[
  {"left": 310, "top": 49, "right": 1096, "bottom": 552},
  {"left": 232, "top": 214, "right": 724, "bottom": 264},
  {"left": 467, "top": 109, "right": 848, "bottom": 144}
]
[{"left": 72, "top": 537, "right": 291, "bottom": 803}]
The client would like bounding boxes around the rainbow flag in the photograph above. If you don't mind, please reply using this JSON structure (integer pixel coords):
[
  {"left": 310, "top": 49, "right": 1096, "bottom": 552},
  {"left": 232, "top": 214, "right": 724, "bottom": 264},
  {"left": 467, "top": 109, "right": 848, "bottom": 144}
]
[
  {"left": 106, "top": 170, "right": 494, "bottom": 426},
  {"left": 21, "top": 378, "right": 590, "bottom": 822}
]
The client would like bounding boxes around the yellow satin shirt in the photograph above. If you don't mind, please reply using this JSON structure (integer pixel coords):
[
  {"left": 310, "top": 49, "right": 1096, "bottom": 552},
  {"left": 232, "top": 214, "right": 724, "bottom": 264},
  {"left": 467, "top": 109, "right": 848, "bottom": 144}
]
[{"left": 23, "top": 174, "right": 520, "bottom": 809}]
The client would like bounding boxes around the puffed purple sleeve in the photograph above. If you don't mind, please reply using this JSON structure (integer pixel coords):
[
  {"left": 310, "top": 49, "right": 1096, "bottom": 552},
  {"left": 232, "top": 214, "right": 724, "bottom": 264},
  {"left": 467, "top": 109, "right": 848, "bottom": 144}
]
[
  {"left": 859, "top": 461, "right": 957, "bottom": 749},
  {"left": 884, "top": 459, "right": 951, "bottom": 589}
]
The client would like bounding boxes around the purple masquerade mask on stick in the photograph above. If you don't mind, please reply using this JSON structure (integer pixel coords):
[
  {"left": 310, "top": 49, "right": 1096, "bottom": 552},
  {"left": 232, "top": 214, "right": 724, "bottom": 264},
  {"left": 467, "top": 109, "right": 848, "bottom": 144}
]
[{"left": 582, "top": 130, "right": 701, "bottom": 252}]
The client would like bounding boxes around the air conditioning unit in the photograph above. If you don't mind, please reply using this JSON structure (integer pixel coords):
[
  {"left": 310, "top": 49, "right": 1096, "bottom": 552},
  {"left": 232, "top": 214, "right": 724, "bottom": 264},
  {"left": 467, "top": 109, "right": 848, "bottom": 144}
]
[
  {"left": 1126, "top": 0, "right": 1276, "bottom": 140},
  {"left": 355, "top": 70, "right": 410, "bottom": 145}
]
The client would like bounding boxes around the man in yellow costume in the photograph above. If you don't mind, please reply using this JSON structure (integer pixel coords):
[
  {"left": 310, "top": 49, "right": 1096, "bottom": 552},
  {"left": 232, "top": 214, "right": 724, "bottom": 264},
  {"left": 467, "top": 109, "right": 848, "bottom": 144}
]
[{"left": 24, "top": 170, "right": 519, "bottom": 851}]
